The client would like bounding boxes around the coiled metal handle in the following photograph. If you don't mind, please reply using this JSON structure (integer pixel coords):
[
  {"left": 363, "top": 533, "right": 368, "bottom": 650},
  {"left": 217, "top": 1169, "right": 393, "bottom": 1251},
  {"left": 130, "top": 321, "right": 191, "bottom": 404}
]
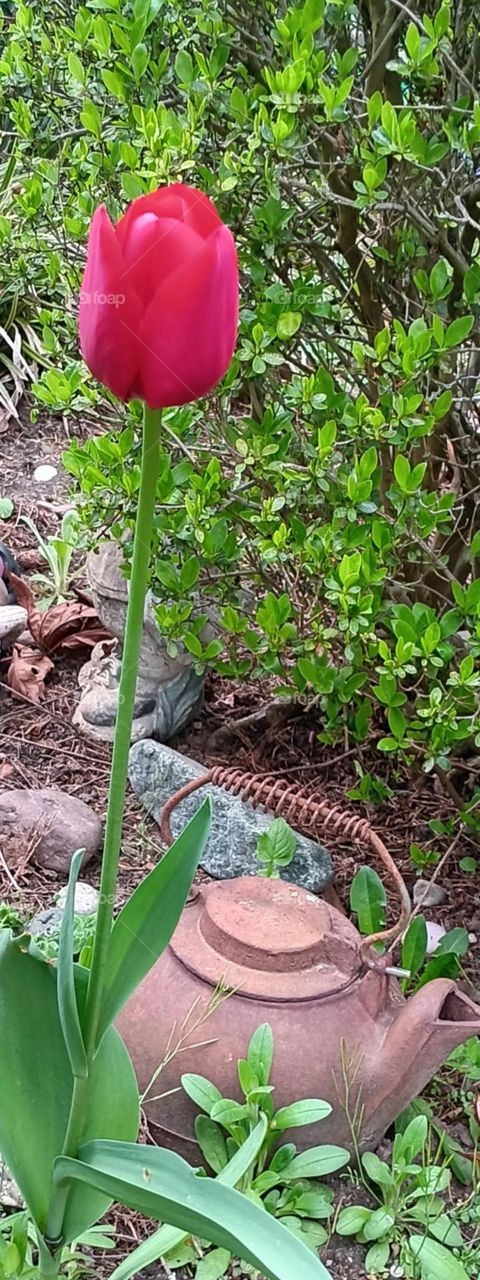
[{"left": 160, "top": 766, "right": 411, "bottom": 973}]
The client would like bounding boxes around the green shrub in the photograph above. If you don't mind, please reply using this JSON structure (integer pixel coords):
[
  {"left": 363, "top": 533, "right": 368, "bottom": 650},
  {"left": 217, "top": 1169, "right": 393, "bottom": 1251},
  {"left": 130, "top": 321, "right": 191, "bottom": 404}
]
[{"left": 1, "top": 0, "right": 480, "bottom": 774}]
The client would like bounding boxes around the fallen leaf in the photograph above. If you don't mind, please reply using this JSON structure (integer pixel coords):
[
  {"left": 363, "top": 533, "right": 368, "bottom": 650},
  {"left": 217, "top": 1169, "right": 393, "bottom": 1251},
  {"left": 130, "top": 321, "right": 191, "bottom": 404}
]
[
  {"left": 0, "top": 762, "right": 14, "bottom": 779},
  {"left": 8, "top": 573, "right": 111, "bottom": 654},
  {"left": 7, "top": 644, "right": 54, "bottom": 702}
]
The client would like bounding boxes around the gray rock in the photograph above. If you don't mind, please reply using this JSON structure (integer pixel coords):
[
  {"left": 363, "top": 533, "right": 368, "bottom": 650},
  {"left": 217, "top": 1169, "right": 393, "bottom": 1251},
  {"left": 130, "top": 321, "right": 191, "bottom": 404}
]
[
  {"left": 29, "top": 907, "right": 64, "bottom": 937},
  {"left": 0, "top": 788, "right": 102, "bottom": 874},
  {"left": 413, "top": 879, "right": 447, "bottom": 908},
  {"left": 56, "top": 882, "right": 99, "bottom": 915},
  {"left": 0, "top": 1160, "right": 23, "bottom": 1208},
  {"left": 128, "top": 740, "right": 333, "bottom": 893}
]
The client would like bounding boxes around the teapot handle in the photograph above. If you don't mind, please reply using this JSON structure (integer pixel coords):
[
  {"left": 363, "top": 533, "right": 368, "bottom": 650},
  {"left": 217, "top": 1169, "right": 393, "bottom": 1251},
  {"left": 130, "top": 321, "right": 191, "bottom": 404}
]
[{"left": 160, "top": 766, "right": 411, "bottom": 973}]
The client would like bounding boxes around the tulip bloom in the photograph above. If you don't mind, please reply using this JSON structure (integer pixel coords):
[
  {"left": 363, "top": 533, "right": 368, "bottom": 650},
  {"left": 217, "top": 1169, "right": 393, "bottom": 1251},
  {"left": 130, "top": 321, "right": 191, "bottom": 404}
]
[{"left": 79, "top": 184, "right": 238, "bottom": 408}]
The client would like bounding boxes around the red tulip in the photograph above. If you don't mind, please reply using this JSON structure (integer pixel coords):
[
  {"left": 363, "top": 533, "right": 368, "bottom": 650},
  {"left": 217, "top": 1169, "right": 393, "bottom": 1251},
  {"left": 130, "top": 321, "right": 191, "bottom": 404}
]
[{"left": 79, "top": 184, "right": 238, "bottom": 408}]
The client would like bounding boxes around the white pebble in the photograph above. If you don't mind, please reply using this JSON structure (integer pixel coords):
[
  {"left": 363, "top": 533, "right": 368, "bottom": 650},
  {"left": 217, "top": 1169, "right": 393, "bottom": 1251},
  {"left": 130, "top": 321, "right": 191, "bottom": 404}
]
[
  {"left": 56, "top": 882, "right": 99, "bottom": 915},
  {"left": 33, "top": 464, "right": 57, "bottom": 482},
  {"left": 425, "top": 920, "right": 447, "bottom": 955},
  {"left": 468, "top": 933, "right": 476, "bottom": 944}
]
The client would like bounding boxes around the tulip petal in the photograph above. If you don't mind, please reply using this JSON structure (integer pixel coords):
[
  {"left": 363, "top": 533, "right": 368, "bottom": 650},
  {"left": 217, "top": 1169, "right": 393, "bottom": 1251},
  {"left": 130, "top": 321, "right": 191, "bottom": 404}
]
[
  {"left": 136, "top": 223, "right": 238, "bottom": 408},
  {"left": 79, "top": 206, "right": 143, "bottom": 401},
  {"left": 118, "top": 213, "right": 203, "bottom": 306},
  {"left": 116, "top": 184, "right": 221, "bottom": 250}
]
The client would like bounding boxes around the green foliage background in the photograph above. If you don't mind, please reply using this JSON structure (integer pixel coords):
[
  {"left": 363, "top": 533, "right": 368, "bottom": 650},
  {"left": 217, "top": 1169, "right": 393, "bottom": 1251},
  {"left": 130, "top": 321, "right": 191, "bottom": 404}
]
[{"left": 1, "top": 0, "right": 480, "bottom": 774}]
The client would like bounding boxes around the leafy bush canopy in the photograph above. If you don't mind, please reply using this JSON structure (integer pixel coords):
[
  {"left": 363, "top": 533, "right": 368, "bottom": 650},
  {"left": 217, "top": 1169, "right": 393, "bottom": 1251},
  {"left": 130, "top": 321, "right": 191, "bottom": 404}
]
[{"left": 1, "top": 0, "right": 480, "bottom": 773}]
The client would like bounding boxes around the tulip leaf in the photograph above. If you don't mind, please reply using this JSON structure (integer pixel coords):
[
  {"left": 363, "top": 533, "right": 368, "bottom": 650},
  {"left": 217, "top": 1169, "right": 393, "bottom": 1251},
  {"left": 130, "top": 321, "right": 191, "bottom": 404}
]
[
  {"left": 97, "top": 800, "right": 211, "bottom": 1044},
  {"left": 108, "top": 1117, "right": 269, "bottom": 1280},
  {"left": 0, "top": 932, "right": 138, "bottom": 1239},
  {"left": 56, "top": 847, "right": 88, "bottom": 1078},
  {"left": 54, "top": 1140, "right": 332, "bottom": 1280}
]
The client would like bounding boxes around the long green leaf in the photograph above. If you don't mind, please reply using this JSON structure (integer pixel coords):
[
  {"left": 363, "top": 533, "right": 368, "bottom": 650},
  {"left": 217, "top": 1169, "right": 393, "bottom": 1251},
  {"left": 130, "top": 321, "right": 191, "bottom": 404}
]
[
  {"left": 54, "top": 1140, "right": 332, "bottom": 1280},
  {"left": 349, "top": 867, "right": 386, "bottom": 935},
  {"left": 108, "top": 1117, "right": 269, "bottom": 1280},
  {"left": 57, "top": 848, "right": 87, "bottom": 1078},
  {"left": 97, "top": 801, "right": 211, "bottom": 1042},
  {"left": 408, "top": 1234, "right": 469, "bottom": 1280},
  {"left": 0, "top": 933, "right": 139, "bottom": 1238},
  {"left": 401, "top": 916, "right": 427, "bottom": 981}
]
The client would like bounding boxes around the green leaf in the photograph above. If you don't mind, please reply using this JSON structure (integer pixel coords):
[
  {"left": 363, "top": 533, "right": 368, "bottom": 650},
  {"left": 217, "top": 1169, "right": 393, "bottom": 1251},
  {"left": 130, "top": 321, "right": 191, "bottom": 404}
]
[
  {"left": 394, "top": 454, "right": 411, "bottom": 491},
  {"left": 256, "top": 818, "right": 296, "bottom": 867},
  {"left": 414, "top": 953, "right": 459, "bottom": 990},
  {"left": 248, "top": 1023, "right": 274, "bottom": 1086},
  {"left": 195, "top": 1116, "right": 228, "bottom": 1173},
  {"left": 175, "top": 48, "right": 194, "bottom": 83},
  {"left": 365, "top": 1241, "right": 390, "bottom": 1272},
  {"left": 182, "top": 1074, "right": 223, "bottom": 1115},
  {"left": 131, "top": 42, "right": 149, "bottom": 79},
  {"left": 349, "top": 867, "right": 386, "bottom": 935},
  {"left": 196, "top": 1248, "right": 231, "bottom": 1280},
  {"left": 408, "top": 1234, "right": 469, "bottom": 1280},
  {"left": 363, "top": 1208, "right": 395, "bottom": 1240},
  {"left": 0, "top": 933, "right": 138, "bottom": 1239},
  {"left": 210, "top": 1099, "right": 248, "bottom": 1128},
  {"left": 0, "top": 498, "right": 14, "bottom": 519},
  {"left": 336, "top": 1206, "right": 372, "bottom": 1235},
  {"left": 277, "top": 312, "right": 302, "bottom": 340},
  {"left": 98, "top": 802, "right": 211, "bottom": 1043},
  {"left": 361, "top": 1151, "right": 393, "bottom": 1187},
  {"left": 107, "top": 1118, "right": 269, "bottom": 1280},
  {"left": 398, "top": 1114, "right": 428, "bottom": 1161},
  {"left": 56, "top": 848, "right": 87, "bottom": 1078},
  {"left": 427, "top": 1215, "right": 463, "bottom": 1248},
  {"left": 55, "top": 1141, "right": 333, "bottom": 1280},
  {"left": 402, "top": 916, "right": 427, "bottom": 979},
  {"left": 282, "top": 1145, "right": 349, "bottom": 1179},
  {"left": 444, "top": 315, "right": 474, "bottom": 348},
  {"left": 434, "top": 927, "right": 469, "bottom": 958},
  {"left": 67, "top": 52, "right": 85, "bottom": 83},
  {"left": 272, "top": 1099, "right": 331, "bottom": 1130}
]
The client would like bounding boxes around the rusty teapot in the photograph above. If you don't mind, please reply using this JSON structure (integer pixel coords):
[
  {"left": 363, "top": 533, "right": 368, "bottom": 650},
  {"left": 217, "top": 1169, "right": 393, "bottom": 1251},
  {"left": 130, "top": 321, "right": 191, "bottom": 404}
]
[{"left": 118, "top": 768, "right": 480, "bottom": 1158}]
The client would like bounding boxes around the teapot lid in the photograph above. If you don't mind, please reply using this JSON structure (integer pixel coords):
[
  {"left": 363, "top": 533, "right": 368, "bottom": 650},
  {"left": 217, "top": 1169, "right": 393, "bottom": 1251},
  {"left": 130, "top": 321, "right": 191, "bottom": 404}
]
[{"left": 170, "top": 876, "right": 363, "bottom": 1000}]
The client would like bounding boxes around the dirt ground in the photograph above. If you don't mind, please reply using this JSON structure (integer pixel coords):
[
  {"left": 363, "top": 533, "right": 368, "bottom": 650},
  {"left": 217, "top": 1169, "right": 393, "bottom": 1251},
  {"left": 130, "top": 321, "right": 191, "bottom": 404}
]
[{"left": 1, "top": 412, "right": 479, "bottom": 1280}]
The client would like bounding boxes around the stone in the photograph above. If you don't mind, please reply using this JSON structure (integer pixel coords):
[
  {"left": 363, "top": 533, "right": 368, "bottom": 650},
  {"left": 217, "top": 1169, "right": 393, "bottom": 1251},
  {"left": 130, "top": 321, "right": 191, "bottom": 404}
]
[
  {"left": 0, "top": 1159, "right": 23, "bottom": 1208},
  {"left": 56, "top": 881, "right": 99, "bottom": 915},
  {"left": 0, "top": 788, "right": 102, "bottom": 874},
  {"left": 0, "top": 604, "right": 28, "bottom": 643},
  {"left": 413, "top": 879, "right": 447, "bottom": 908},
  {"left": 73, "top": 543, "right": 206, "bottom": 743},
  {"left": 128, "top": 740, "right": 333, "bottom": 894},
  {"left": 33, "top": 464, "right": 57, "bottom": 482},
  {"left": 29, "top": 907, "right": 63, "bottom": 937},
  {"left": 425, "top": 920, "right": 446, "bottom": 954}
]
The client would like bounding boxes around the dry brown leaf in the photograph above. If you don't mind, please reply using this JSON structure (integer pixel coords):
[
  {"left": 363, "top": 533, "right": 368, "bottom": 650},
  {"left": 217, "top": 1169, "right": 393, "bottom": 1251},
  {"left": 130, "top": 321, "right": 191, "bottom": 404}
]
[
  {"left": 7, "top": 643, "right": 54, "bottom": 702},
  {"left": 8, "top": 572, "right": 110, "bottom": 654}
]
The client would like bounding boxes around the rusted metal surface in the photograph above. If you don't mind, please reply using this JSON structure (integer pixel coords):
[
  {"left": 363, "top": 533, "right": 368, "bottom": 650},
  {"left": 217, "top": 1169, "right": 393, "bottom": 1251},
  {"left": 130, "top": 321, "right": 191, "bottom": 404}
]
[{"left": 160, "top": 766, "right": 412, "bottom": 969}]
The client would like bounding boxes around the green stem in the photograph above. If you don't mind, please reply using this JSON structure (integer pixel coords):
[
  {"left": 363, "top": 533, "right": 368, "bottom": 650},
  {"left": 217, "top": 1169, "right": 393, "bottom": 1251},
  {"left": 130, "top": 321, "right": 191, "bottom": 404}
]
[
  {"left": 44, "top": 404, "right": 161, "bottom": 1245},
  {"left": 84, "top": 403, "right": 162, "bottom": 1056}
]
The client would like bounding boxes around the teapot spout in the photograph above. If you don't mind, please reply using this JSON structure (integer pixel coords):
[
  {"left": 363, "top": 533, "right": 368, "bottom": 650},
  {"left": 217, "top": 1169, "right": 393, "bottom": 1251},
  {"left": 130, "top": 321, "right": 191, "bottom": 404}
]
[{"left": 362, "top": 980, "right": 480, "bottom": 1149}]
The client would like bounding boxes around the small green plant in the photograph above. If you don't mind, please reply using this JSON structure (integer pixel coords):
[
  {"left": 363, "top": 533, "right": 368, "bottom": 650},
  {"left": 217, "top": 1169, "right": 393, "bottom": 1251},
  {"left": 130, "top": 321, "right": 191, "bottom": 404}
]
[
  {"left": 20, "top": 510, "right": 85, "bottom": 604},
  {"left": 336, "top": 1113, "right": 470, "bottom": 1278},
  {"left": 35, "top": 915, "right": 97, "bottom": 970},
  {"left": 347, "top": 767, "right": 393, "bottom": 806},
  {"left": 0, "top": 903, "right": 23, "bottom": 933},
  {"left": 0, "top": 498, "right": 14, "bottom": 520},
  {"left": 400, "top": 916, "right": 469, "bottom": 993},
  {"left": 179, "top": 1024, "right": 349, "bottom": 1263},
  {"left": 409, "top": 843, "right": 442, "bottom": 872},
  {"left": 255, "top": 819, "right": 297, "bottom": 878},
  {"left": 0, "top": 1210, "right": 116, "bottom": 1280}
]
